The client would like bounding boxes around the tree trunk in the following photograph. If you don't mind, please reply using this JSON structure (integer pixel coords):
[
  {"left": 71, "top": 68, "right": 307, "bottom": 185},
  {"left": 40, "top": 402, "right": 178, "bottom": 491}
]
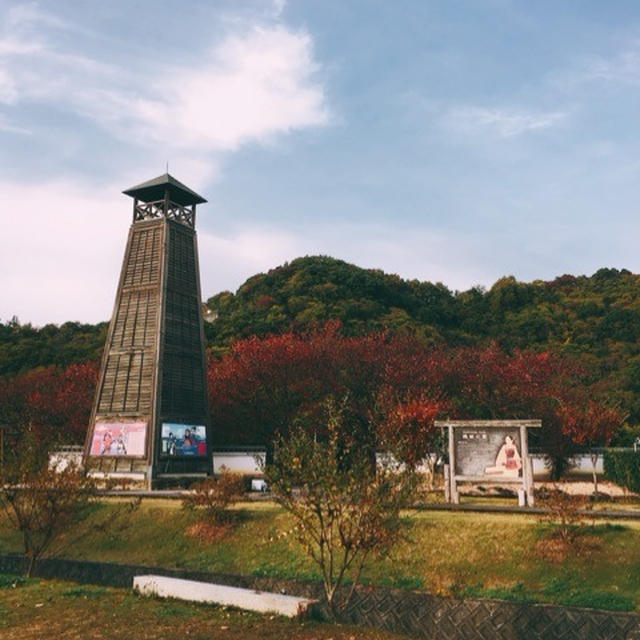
[
  {"left": 590, "top": 451, "right": 599, "bottom": 496},
  {"left": 26, "top": 554, "right": 36, "bottom": 578},
  {"left": 426, "top": 455, "right": 435, "bottom": 491}
]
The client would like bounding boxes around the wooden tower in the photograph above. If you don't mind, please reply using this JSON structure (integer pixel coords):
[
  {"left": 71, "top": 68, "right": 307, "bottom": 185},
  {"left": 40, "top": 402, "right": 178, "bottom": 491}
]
[{"left": 84, "top": 174, "right": 212, "bottom": 488}]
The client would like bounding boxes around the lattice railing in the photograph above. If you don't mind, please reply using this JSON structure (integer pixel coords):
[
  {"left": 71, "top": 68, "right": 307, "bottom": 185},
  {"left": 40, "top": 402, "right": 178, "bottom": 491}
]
[{"left": 134, "top": 199, "right": 195, "bottom": 227}]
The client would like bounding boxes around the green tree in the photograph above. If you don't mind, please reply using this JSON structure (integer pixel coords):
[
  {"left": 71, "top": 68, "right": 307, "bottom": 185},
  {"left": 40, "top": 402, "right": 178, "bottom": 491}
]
[
  {"left": 263, "top": 399, "right": 418, "bottom": 614},
  {"left": 0, "top": 436, "right": 95, "bottom": 576}
]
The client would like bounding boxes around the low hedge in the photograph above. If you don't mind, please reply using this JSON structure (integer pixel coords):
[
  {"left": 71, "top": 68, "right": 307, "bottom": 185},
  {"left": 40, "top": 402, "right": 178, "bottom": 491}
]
[{"left": 603, "top": 449, "right": 640, "bottom": 493}]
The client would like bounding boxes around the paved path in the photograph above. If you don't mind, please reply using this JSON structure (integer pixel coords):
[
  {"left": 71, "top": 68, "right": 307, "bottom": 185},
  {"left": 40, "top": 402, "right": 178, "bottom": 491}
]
[
  {"left": 100, "top": 489, "right": 640, "bottom": 519},
  {"left": 415, "top": 502, "right": 640, "bottom": 519}
]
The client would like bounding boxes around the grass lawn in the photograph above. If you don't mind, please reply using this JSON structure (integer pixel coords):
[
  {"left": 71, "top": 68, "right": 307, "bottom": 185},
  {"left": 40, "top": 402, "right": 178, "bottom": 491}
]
[
  {"left": 1, "top": 498, "right": 638, "bottom": 611},
  {"left": 0, "top": 574, "right": 411, "bottom": 640}
]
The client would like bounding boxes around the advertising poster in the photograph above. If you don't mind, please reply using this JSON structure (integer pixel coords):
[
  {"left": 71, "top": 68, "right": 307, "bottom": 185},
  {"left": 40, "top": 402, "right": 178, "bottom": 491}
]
[
  {"left": 161, "top": 423, "right": 207, "bottom": 457},
  {"left": 89, "top": 421, "right": 147, "bottom": 457},
  {"left": 454, "top": 427, "right": 522, "bottom": 478}
]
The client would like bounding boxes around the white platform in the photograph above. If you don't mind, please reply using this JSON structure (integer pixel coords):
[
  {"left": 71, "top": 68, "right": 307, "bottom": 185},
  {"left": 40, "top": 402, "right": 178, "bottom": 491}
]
[{"left": 133, "top": 575, "right": 317, "bottom": 618}]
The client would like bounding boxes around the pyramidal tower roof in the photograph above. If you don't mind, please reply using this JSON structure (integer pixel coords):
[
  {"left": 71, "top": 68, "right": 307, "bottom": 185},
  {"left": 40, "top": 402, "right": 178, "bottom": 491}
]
[{"left": 123, "top": 173, "right": 207, "bottom": 206}]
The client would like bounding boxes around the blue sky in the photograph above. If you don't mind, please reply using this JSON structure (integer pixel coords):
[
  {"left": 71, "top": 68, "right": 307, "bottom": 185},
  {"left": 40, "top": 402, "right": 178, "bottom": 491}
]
[{"left": 2, "top": 1, "right": 640, "bottom": 325}]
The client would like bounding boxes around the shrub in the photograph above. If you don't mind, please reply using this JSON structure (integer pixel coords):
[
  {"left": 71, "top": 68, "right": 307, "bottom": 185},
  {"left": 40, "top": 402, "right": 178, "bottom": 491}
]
[
  {"left": 0, "top": 462, "right": 95, "bottom": 577},
  {"left": 603, "top": 449, "right": 640, "bottom": 493},
  {"left": 0, "top": 574, "right": 31, "bottom": 589},
  {"left": 264, "top": 398, "right": 419, "bottom": 614},
  {"left": 181, "top": 472, "right": 244, "bottom": 524},
  {"left": 543, "top": 578, "right": 634, "bottom": 611},
  {"left": 536, "top": 488, "right": 591, "bottom": 562}
]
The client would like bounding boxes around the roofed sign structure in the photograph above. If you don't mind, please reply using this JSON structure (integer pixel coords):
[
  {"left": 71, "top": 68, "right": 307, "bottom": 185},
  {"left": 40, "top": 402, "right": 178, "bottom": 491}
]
[{"left": 84, "top": 174, "right": 212, "bottom": 488}]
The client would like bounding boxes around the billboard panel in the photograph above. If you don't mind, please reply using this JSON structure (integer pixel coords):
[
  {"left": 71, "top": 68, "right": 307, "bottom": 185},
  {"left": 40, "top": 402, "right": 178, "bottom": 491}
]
[
  {"left": 161, "top": 423, "right": 207, "bottom": 457},
  {"left": 89, "top": 421, "right": 147, "bottom": 457},
  {"left": 454, "top": 426, "right": 522, "bottom": 478}
]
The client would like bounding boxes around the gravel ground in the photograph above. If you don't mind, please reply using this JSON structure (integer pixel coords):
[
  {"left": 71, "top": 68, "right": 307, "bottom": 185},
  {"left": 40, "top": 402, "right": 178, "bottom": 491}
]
[{"left": 536, "top": 480, "right": 631, "bottom": 497}]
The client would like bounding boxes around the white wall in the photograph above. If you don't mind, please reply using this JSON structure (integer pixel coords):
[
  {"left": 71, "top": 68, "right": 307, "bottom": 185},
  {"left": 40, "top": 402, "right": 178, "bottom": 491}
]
[
  {"left": 212, "top": 451, "right": 265, "bottom": 475},
  {"left": 531, "top": 453, "right": 604, "bottom": 477},
  {"left": 376, "top": 452, "right": 438, "bottom": 475}
]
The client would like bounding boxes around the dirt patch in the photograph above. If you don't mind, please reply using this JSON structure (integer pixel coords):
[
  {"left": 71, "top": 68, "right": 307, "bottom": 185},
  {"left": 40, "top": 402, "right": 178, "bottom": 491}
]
[
  {"left": 185, "top": 521, "right": 233, "bottom": 543},
  {"left": 536, "top": 481, "right": 630, "bottom": 497}
]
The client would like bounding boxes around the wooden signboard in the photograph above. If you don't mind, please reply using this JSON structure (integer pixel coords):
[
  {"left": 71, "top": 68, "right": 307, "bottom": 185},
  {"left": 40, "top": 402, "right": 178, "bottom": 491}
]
[{"left": 434, "top": 420, "right": 541, "bottom": 506}]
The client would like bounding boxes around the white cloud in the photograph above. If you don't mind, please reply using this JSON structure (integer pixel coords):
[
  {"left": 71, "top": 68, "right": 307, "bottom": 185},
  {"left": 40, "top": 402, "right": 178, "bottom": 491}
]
[
  {"left": 0, "top": 113, "right": 30, "bottom": 134},
  {"left": 5, "top": 2, "right": 70, "bottom": 31},
  {"left": 0, "top": 5, "right": 331, "bottom": 325},
  {"left": 199, "top": 226, "right": 301, "bottom": 296},
  {"left": 550, "top": 39, "right": 640, "bottom": 92},
  {"left": 0, "top": 179, "right": 129, "bottom": 325},
  {"left": 0, "top": 6, "right": 329, "bottom": 159},
  {"left": 271, "top": 0, "right": 287, "bottom": 18},
  {"left": 582, "top": 40, "right": 640, "bottom": 85},
  {"left": 442, "top": 106, "right": 567, "bottom": 138},
  {"left": 0, "top": 67, "right": 16, "bottom": 103},
  {"left": 128, "top": 26, "right": 328, "bottom": 151},
  {"left": 0, "top": 34, "right": 42, "bottom": 55}
]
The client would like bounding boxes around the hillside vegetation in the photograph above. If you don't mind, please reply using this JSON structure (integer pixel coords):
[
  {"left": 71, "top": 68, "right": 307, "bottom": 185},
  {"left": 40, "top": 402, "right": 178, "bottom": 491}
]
[
  {"left": 0, "top": 319, "right": 106, "bottom": 378},
  {"left": 205, "top": 257, "right": 640, "bottom": 424},
  {"left": 3, "top": 257, "right": 640, "bottom": 424}
]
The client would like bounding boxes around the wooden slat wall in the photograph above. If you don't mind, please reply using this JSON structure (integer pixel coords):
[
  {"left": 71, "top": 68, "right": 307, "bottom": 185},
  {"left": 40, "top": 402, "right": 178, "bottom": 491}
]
[
  {"left": 96, "top": 224, "right": 162, "bottom": 416},
  {"left": 160, "top": 223, "right": 208, "bottom": 422},
  {"left": 87, "top": 214, "right": 211, "bottom": 481}
]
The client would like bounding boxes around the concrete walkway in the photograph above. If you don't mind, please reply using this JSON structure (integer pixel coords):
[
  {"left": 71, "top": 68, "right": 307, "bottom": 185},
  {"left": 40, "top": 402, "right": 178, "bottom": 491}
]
[
  {"left": 99, "top": 489, "right": 640, "bottom": 519},
  {"left": 415, "top": 502, "right": 640, "bottom": 519}
]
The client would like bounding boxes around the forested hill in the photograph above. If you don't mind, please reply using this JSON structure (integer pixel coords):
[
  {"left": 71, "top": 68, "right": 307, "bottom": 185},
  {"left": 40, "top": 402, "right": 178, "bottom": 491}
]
[
  {"left": 0, "top": 320, "right": 107, "bottom": 378},
  {"left": 205, "top": 256, "right": 640, "bottom": 357},
  {"left": 204, "top": 255, "right": 458, "bottom": 351},
  {"left": 204, "top": 257, "right": 640, "bottom": 420},
  {"left": 3, "top": 256, "right": 640, "bottom": 419}
]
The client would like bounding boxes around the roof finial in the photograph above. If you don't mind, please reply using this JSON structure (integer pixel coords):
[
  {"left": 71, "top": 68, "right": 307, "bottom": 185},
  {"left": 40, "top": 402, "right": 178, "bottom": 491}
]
[{"left": 166, "top": 161, "right": 169, "bottom": 175}]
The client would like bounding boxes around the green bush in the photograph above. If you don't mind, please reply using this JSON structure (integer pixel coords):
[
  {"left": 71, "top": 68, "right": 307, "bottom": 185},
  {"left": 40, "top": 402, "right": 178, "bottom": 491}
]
[
  {"left": 0, "top": 574, "right": 30, "bottom": 589},
  {"left": 181, "top": 472, "right": 244, "bottom": 524},
  {"left": 459, "top": 582, "right": 539, "bottom": 604},
  {"left": 603, "top": 450, "right": 640, "bottom": 492},
  {"left": 62, "top": 586, "right": 108, "bottom": 599},
  {"left": 543, "top": 578, "right": 634, "bottom": 611}
]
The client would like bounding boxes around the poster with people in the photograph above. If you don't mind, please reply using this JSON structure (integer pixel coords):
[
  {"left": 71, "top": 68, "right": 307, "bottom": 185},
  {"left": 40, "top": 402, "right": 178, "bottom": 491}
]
[
  {"left": 484, "top": 434, "right": 522, "bottom": 477},
  {"left": 453, "top": 427, "right": 522, "bottom": 478},
  {"left": 89, "top": 421, "right": 147, "bottom": 457},
  {"left": 161, "top": 423, "right": 207, "bottom": 457}
]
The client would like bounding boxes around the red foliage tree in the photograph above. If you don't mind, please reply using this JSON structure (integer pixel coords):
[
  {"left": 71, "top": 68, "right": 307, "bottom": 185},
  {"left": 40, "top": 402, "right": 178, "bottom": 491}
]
[
  {"left": 207, "top": 323, "right": 443, "bottom": 451},
  {"left": 557, "top": 400, "right": 622, "bottom": 492},
  {"left": 377, "top": 393, "right": 447, "bottom": 466},
  {"left": 427, "top": 343, "right": 623, "bottom": 477},
  {"left": 0, "top": 361, "right": 99, "bottom": 448},
  {"left": 208, "top": 327, "right": 622, "bottom": 477},
  {"left": 431, "top": 343, "right": 578, "bottom": 419}
]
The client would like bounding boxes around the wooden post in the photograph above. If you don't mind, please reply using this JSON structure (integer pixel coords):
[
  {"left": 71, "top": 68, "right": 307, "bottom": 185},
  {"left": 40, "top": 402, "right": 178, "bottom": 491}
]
[
  {"left": 443, "top": 464, "right": 450, "bottom": 503},
  {"left": 520, "top": 423, "right": 533, "bottom": 506},
  {"left": 525, "top": 455, "right": 534, "bottom": 506},
  {"left": 448, "top": 425, "right": 459, "bottom": 504}
]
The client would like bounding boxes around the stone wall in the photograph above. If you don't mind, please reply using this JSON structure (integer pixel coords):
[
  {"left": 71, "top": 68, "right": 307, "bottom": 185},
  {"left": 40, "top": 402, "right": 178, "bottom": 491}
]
[{"left": 1, "top": 555, "right": 639, "bottom": 640}]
